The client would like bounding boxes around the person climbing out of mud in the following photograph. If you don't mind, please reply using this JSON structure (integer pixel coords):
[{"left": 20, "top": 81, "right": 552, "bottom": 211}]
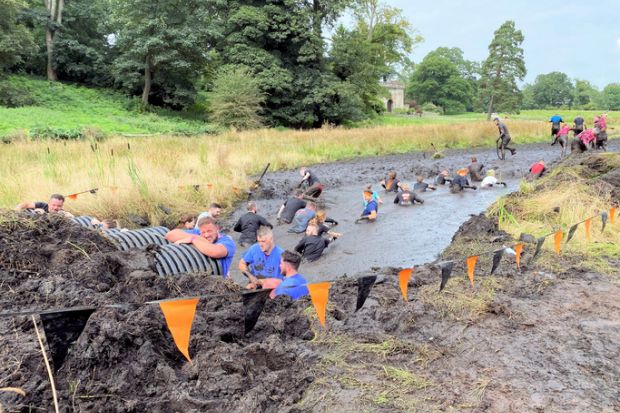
[
  {"left": 551, "top": 123, "right": 571, "bottom": 157},
  {"left": 467, "top": 156, "right": 485, "bottom": 182},
  {"left": 380, "top": 171, "right": 401, "bottom": 192},
  {"left": 363, "top": 184, "right": 383, "bottom": 206},
  {"left": 288, "top": 201, "right": 317, "bottom": 233},
  {"left": 572, "top": 128, "right": 596, "bottom": 153},
  {"left": 270, "top": 250, "right": 309, "bottom": 300},
  {"left": 277, "top": 189, "right": 306, "bottom": 225},
  {"left": 480, "top": 170, "right": 507, "bottom": 188},
  {"left": 355, "top": 190, "right": 378, "bottom": 223},
  {"left": 166, "top": 216, "right": 236, "bottom": 278},
  {"left": 413, "top": 175, "right": 437, "bottom": 192},
  {"left": 239, "top": 226, "right": 284, "bottom": 289},
  {"left": 494, "top": 117, "right": 517, "bottom": 156},
  {"left": 572, "top": 115, "right": 586, "bottom": 136},
  {"left": 393, "top": 183, "right": 425, "bottom": 205},
  {"left": 528, "top": 159, "right": 546, "bottom": 180},
  {"left": 549, "top": 114, "right": 564, "bottom": 137},
  {"left": 298, "top": 167, "right": 323, "bottom": 198},
  {"left": 233, "top": 201, "right": 273, "bottom": 247},
  {"left": 176, "top": 214, "right": 196, "bottom": 231},
  {"left": 594, "top": 114, "right": 608, "bottom": 151},
  {"left": 311, "top": 210, "right": 341, "bottom": 238},
  {"left": 194, "top": 203, "right": 222, "bottom": 229},
  {"left": 294, "top": 224, "right": 336, "bottom": 262},
  {"left": 16, "top": 193, "right": 74, "bottom": 217},
  {"left": 434, "top": 170, "right": 452, "bottom": 186},
  {"left": 450, "top": 169, "right": 477, "bottom": 193}
]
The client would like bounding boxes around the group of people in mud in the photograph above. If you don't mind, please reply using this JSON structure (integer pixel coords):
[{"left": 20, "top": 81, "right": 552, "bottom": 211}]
[{"left": 15, "top": 113, "right": 611, "bottom": 301}]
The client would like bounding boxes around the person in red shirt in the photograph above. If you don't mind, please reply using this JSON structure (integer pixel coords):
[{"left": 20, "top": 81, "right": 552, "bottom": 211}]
[
  {"left": 528, "top": 160, "right": 546, "bottom": 180},
  {"left": 552, "top": 124, "right": 571, "bottom": 157}
]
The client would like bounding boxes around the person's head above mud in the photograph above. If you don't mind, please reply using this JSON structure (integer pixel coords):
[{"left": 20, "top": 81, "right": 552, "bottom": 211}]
[
  {"left": 356, "top": 192, "right": 378, "bottom": 223},
  {"left": 16, "top": 193, "right": 73, "bottom": 216},
  {"left": 470, "top": 156, "right": 478, "bottom": 163},
  {"left": 434, "top": 170, "right": 452, "bottom": 185},
  {"left": 468, "top": 157, "right": 485, "bottom": 181},
  {"left": 240, "top": 226, "right": 284, "bottom": 288},
  {"left": 394, "top": 183, "right": 425, "bottom": 205},
  {"left": 177, "top": 214, "right": 196, "bottom": 230},
  {"left": 194, "top": 203, "right": 223, "bottom": 229},
  {"left": 246, "top": 201, "right": 257, "bottom": 213},
  {"left": 165, "top": 216, "right": 236, "bottom": 277},
  {"left": 380, "top": 171, "right": 400, "bottom": 192},
  {"left": 487, "top": 169, "right": 495, "bottom": 177},
  {"left": 91, "top": 217, "right": 118, "bottom": 230},
  {"left": 273, "top": 250, "right": 309, "bottom": 300}
]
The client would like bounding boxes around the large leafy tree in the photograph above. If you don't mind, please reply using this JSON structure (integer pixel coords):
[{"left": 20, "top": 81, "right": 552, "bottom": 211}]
[
  {"left": 573, "top": 79, "right": 600, "bottom": 109},
  {"left": 602, "top": 83, "right": 620, "bottom": 110},
  {"left": 529, "top": 71, "right": 574, "bottom": 108},
  {"left": 478, "top": 21, "right": 526, "bottom": 117},
  {"left": 0, "top": 0, "right": 36, "bottom": 72}
]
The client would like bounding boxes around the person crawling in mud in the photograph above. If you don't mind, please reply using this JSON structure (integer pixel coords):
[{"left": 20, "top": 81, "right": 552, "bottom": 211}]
[
  {"left": 165, "top": 216, "right": 236, "bottom": 277},
  {"left": 551, "top": 123, "right": 570, "bottom": 157},
  {"left": 194, "top": 203, "right": 222, "bottom": 229},
  {"left": 467, "top": 156, "right": 485, "bottom": 182},
  {"left": 272, "top": 250, "right": 309, "bottom": 300},
  {"left": 434, "top": 170, "right": 452, "bottom": 185},
  {"left": 294, "top": 224, "right": 337, "bottom": 262},
  {"left": 450, "top": 169, "right": 477, "bottom": 193},
  {"left": 240, "top": 226, "right": 284, "bottom": 289},
  {"left": 380, "top": 171, "right": 401, "bottom": 192},
  {"left": 288, "top": 201, "right": 317, "bottom": 233},
  {"left": 15, "top": 193, "right": 74, "bottom": 217},
  {"left": 480, "top": 170, "right": 507, "bottom": 188},
  {"left": 234, "top": 201, "right": 273, "bottom": 247},
  {"left": 299, "top": 167, "right": 323, "bottom": 198},
  {"left": 413, "top": 175, "right": 437, "bottom": 192},
  {"left": 277, "top": 189, "right": 306, "bottom": 224},
  {"left": 393, "top": 183, "right": 424, "bottom": 205},
  {"left": 355, "top": 191, "right": 378, "bottom": 223},
  {"left": 312, "top": 210, "right": 341, "bottom": 238},
  {"left": 528, "top": 159, "right": 546, "bottom": 180}
]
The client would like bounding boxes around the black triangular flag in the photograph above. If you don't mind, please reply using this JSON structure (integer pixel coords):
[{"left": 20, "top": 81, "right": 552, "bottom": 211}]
[
  {"left": 439, "top": 261, "right": 454, "bottom": 292},
  {"left": 491, "top": 249, "right": 505, "bottom": 275},
  {"left": 40, "top": 307, "right": 96, "bottom": 373},
  {"left": 356, "top": 276, "right": 377, "bottom": 312},
  {"left": 565, "top": 223, "right": 579, "bottom": 243},
  {"left": 530, "top": 237, "right": 546, "bottom": 262},
  {"left": 242, "top": 289, "right": 272, "bottom": 335},
  {"left": 601, "top": 212, "right": 608, "bottom": 232}
]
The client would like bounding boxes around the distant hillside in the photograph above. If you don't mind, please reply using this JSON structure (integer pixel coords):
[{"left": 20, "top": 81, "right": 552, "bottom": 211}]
[{"left": 0, "top": 76, "right": 217, "bottom": 137}]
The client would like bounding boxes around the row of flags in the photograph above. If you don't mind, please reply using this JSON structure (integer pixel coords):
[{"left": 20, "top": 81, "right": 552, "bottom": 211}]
[{"left": 1, "top": 207, "right": 616, "bottom": 373}]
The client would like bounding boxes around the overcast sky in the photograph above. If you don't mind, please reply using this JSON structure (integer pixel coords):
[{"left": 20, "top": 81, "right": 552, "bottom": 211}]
[{"left": 348, "top": 0, "right": 620, "bottom": 88}]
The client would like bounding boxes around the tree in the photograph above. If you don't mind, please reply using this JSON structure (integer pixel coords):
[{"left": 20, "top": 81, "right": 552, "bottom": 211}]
[
  {"left": 0, "top": 0, "right": 36, "bottom": 72},
  {"left": 43, "top": 0, "right": 64, "bottom": 80},
  {"left": 529, "top": 71, "right": 574, "bottom": 108},
  {"left": 408, "top": 53, "right": 472, "bottom": 114},
  {"left": 573, "top": 79, "right": 599, "bottom": 109},
  {"left": 602, "top": 83, "right": 620, "bottom": 110},
  {"left": 478, "top": 21, "right": 526, "bottom": 117}
]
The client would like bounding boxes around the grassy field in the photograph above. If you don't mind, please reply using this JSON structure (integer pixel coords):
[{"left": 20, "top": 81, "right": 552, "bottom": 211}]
[{"left": 0, "top": 76, "right": 216, "bottom": 136}]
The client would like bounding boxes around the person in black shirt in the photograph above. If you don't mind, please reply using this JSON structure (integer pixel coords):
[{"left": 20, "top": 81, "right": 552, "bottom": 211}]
[
  {"left": 393, "top": 183, "right": 424, "bottom": 205},
  {"left": 450, "top": 169, "right": 476, "bottom": 193},
  {"left": 299, "top": 167, "right": 323, "bottom": 198},
  {"left": 434, "top": 170, "right": 452, "bottom": 185},
  {"left": 413, "top": 176, "right": 436, "bottom": 192},
  {"left": 16, "top": 193, "right": 73, "bottom": 217},
  {"left": 234, "top": 201, "right": 273, "bottom": 246},
  {"left": 294, "top": 224, "right": 336, "bottom": 262},
  {"left": 572, "top": 116, "right": 586, "bottom": 136},
  {"left": 467, "top": 156, "right": 485, "bottom": 181},
  {"left": 277, "top": 189, "right": 307, "bottom": 224}
]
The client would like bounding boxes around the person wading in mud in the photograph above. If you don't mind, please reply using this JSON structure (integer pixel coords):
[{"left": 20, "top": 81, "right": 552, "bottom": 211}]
[
  {"left": 572, "top": 129, "right": 596, "bottom": 153},
  {"left": 434, "top": 170, "right": 452, "bottom": 186},
  {"left": 239, "top": 226, "right": 284, "bottom": 289},
  {"left": 380, "top": 171, "right": 401, "bottom": 192},
  {"left": 450, "top": 168, "right": 477, "bottom": 193},
  {"left": 356, "top": 190, "right": 378, "bottom": 223},
  {"left": 288, "top": 201, "right": 317, "bottom": 233},
  {"left": 166, "top": 216, "right": 236, "bottom": 277},
  {"left": 413, "top": 176, "right": 437, "bottom": 192},
  {"left": 294, "top": 223, "right": 337, "bottom": 262},
  {"left": 233, "top": 201, "right": 273, "bottom": 247},
  {"left": 393, "top": 183, "right": 424, "bottom": 205},
  {"left": 594, "top": 114, "right": 608, "bottom": 151},
  {"left": 277, "top": 189, "right": 307, "bottom": 224},
  {"left": 551, "top": 123, "right": 571, "bottom": 157},
  {"left": 299, "top": 167, "right": 323, "bottom": 198},
  {"left": 259, "top": 250, "right": 310, "bottom": 300},
  {"left": 572, "top": 115, "right": 586, "bottom": 136},
  {"left": 467, "top": 156, "right": 485, "bottom": 182},
  {"left": 363, "top": 184, "right": 383, "bottom": 206},
  {"left": 16, "top": 193, "right": 74, "bottom": 217},
  {"left": 494, "top": 117, "right": 517, "bottom": 156},
  {"left": 310, "top": 210, "right": 341, "bottom": 238},
  {"left": 549, "top": 114, "right": 564, "bottom": 137}
]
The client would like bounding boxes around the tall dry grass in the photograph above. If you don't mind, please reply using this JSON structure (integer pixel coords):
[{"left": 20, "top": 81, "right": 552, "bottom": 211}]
[{"left": 0, "top": 120, "right": 547, "bottom": 224}]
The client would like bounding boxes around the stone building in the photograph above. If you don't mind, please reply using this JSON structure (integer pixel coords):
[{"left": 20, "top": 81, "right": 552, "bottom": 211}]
[{"left": 380, "top": 81, "right": 405, "bottom": 112}]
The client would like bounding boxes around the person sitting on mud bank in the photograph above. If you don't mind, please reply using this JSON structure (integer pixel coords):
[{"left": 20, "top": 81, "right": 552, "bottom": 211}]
[
  {"left": 311, "top": 210, "right": 341, "bottom": 238},
  {"left": 166, "top": 216, "right": 236, "bottom": 277},
  {"left": 299, "top": 167, "right": 323, "bottom": 198},
  {"left": 380, "top": 171, "right": 401, "bottom": 192},
  {"left": 434, "top": 170, "right": 452, "bottom": 186},
  {"left": 176, "top": 214, "right": 196, "bottom": 230},
  {"left": 480, "top": 170, "right": 507, "bottom": 188},
  {"left": 294, "top": 224, "right": 337, "bottom": 262},
  {"left": 494, "top": 117, "right": 517, "bottom": 156},
  {"left": 355, "top": 191, "right": 378, "bottom": 223},
  {"left": 194, "top": 203, "right": 222, "bottom": 229},
  {"left": 233, "top": 201, "right": 273, "bottom": 247},
  {"left": 528, "top": 160, "right": 546, "bottom": 180},
  {"left": 413, "top": 176, "right": 436, "bottom": 192},
  {"left": 467, "top": 156, "right": 485, "bottom": 182},
  {"left": 288, "top": 201, "right": 317, "bottom": 233},
  {"left": 450, "top": 169, "right": 477, "bottom": 193},
  {"left": 552, "top": 123, "right": 570, "bottom": 157},
  {"left": 277, "top": 189, "right": 306, "bottom": 224},
  {"left": 272, "top": 250, "right": 309, "bottom": 300},
  {"left": 240, "top": 226, "right": 284, "bottom": 289},
  {"left": 393, "top": 183, "right": 424, "bottom": 206},
  {"left": 16, "top": 194, "right": 74, "bottom": 217}
]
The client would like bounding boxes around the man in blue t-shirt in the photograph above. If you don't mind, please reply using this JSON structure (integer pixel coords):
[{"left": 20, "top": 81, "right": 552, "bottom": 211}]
[
  {"left": 239, "top": 226, "right": 284, "bottom": 289},
  {"left": 549, "top": 114, "right": 563, "bottom": 136},
  {"left": 355, "top": 191, "right": 378, "bottom": 223},
  {"left": 273, "top": 250, "right": 309, "bottom": 300},
  {"left": 165, "top": 216, "right": 236, "bottom": 277}
]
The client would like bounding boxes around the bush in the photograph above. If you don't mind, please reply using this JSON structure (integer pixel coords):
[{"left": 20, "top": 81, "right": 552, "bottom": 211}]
[
  {"left": 30, "top": 127, "right": 85, "bottom": 140},
  {"left": 82, "top": 126, "right": 108, "bottom": 142},
  {"left": 421, "top": 102, "right": 443, "bottom": 114},
  {"left": 0, "top": 82, "right": 36, "bottom": 108},
  {"left": 1, "top": 129, "right": 29, "bottom": 144}
]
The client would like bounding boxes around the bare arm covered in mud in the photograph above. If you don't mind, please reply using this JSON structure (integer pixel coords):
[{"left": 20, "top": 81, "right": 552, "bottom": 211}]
[{"left": 165, "top": 229, "right": 229, "bottom": 258}]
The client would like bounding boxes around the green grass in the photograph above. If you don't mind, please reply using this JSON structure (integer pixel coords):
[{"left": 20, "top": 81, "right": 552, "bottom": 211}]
[{"left": 0, "top": 75, "right": 217, "bottom": 136}]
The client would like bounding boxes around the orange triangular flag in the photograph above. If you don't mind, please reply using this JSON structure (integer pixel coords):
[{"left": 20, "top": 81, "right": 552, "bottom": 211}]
[
  {"left": 307, "top": 282, "right": 330, "bottom": 328},
  {"left": 466, "top": 256, "right": 478, "bottom": 288},
  {"left": 514, "top": 243, "right": 523, "bottom": 270},
  {"left": 585, "top": 218, "right": 591, "bottom": 241},
  {"left": 398, "top": 268, "right": 412, "bottom": 301},
  {"left": 159, "top": 298, "right": 199, "bottom": 363},
  {"left": 207, "top": 183, "right": 213, "bottom": 189},
  {"left": 554, "top": 230, "right": 563, "bottom": 255},
  {"left": 610, "top": 207, "right": 617, "bottom": 224},
  {"left": 109, "top": 186, "right": 118, "bottom": 194},
  {"left": 67, "top": 194, "right": 78, "bottom": 200}
]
